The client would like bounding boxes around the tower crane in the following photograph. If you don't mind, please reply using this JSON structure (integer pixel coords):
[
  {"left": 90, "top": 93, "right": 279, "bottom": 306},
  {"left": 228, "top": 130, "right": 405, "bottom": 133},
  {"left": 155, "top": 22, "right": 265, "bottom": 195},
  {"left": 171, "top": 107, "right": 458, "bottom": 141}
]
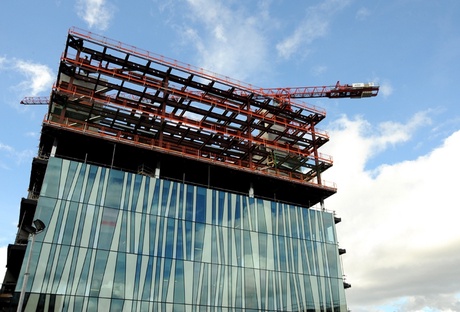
[
  {"left": 20, "top": 81, "right": 379, "bottom": 105},
  {"left": 20, "top": 96, "right": 50, "bottom": 105},
  {"left": 259, "top": 81, "right": 379, "bottom": 99}
]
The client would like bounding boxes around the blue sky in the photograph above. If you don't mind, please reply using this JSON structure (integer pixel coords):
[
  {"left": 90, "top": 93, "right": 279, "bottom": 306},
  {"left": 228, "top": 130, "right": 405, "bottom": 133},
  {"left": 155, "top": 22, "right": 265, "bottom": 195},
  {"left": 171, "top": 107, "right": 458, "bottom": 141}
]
[{"left": 1, "top": 1, "right": 460, "bottom": 311}]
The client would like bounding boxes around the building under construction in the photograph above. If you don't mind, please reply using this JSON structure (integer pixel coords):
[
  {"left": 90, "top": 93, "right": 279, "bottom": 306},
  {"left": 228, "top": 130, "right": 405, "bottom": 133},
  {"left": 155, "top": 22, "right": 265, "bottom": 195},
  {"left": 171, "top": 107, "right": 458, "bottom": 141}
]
[{"left": 0, "top": 27, "right": 378, "bottom": 311}]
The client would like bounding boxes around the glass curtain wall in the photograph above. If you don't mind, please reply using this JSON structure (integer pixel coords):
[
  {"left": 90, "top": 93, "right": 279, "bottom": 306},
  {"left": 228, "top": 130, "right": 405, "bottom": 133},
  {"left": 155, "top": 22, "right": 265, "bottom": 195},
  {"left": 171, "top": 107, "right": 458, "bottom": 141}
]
[{"left": 16, "top": 157, "right": 347, "bottom": 311}]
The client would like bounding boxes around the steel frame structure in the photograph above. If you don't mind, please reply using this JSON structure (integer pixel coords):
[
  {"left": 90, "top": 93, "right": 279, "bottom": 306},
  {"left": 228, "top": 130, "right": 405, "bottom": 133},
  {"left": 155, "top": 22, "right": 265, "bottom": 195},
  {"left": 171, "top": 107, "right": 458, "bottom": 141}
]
[{"left": 45, "top": 27, "right": 338, "bottom": 189}]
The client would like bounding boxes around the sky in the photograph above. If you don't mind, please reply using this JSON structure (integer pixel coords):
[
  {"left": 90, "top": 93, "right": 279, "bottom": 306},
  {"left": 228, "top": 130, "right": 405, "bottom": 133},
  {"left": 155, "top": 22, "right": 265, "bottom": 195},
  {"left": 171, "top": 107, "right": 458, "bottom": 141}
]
[{"left": 1, "top": 0, "right": 460, "bottom": 311}]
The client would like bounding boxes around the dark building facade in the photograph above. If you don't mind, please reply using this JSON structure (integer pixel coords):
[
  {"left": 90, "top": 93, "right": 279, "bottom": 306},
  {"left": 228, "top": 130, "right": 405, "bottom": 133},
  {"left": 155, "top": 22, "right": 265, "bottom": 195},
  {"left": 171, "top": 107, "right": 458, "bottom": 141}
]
[{"left": 0, "top": 27, "right": 366, "bottom": 311}]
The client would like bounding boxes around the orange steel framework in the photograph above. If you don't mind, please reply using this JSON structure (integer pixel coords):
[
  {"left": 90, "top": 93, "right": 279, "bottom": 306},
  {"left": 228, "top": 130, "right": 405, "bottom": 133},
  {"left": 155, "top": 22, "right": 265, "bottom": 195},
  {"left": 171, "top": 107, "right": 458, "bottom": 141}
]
[{"left": 42, "top": 27, "right": 378, "bottom": 190}]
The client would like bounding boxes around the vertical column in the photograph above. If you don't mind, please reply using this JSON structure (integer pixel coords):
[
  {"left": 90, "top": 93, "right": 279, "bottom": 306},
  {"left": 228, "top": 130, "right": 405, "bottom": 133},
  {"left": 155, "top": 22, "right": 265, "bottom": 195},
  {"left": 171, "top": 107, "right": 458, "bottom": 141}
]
[
  {"left": 155, "top": 161, "right": 160, "bottom": 179},
  {"left": 50, "top": 138, "right": 58, "bottom": 157},
  {"left": 310, "top": 123, "right": 325, "bottom": 210}
]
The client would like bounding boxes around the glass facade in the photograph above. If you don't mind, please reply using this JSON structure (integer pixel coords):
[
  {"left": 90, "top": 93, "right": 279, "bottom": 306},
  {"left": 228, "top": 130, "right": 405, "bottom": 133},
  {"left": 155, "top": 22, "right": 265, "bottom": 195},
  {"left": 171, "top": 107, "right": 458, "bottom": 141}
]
[{"left": 16, "top": 157, "right": 347, "bottom": 311}]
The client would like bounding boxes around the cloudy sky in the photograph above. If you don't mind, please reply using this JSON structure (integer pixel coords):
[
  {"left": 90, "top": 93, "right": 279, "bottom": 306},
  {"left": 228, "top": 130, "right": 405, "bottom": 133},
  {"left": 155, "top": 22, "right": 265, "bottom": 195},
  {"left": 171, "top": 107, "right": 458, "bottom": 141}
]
[{"left": 1, "top": 1, "right": 460, "bottom": 311}]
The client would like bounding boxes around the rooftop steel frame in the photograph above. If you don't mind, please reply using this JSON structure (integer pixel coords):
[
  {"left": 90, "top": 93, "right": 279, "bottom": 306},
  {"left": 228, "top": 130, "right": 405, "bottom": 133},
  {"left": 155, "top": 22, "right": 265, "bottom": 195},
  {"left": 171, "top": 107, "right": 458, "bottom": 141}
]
[{"left": 45, "top": 27, "right": 337, "bottom": 189}]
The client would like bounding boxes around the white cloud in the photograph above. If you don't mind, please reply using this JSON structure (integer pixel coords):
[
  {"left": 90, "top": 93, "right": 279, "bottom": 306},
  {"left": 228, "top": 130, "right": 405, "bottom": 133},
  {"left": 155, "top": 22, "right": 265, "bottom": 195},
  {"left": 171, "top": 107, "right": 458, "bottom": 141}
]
[
  {"left": 179, "top": 0, "right": 271, "bottom": 81},
  {"left": 398, "top": 295, "right": 460, "bottom": 312},
  {"left": 322, "top": 114, "right": 460, "bottom": 310},
  {"left": 276, "top": 15, "right": 327, "bottom": 59},
  {"left": 0, "top": 143, "right": 14, "bottom": 153},
  {"left": 76, "top": 0, "right": 115, "bottom": 31},
  {"left": 0, "top": 142, "right": 35, "bottom": 167},
  {"left": 156, "top": 0, "right": 175, "bottom": 13},
  {"left": 379, "top": 80, "right": 394, "bottom": 98},
  {"left": 324, "top": 112, "right": 430, "bottom": 168},
  {"left": 373, "top": 111, "right": 431, "bottom": 149},
  {"left": 13, "top": 60, "right": 54, "bottom": 97},
  {"left": 25, "top": 132, "right": 39, "bottom": 138},
  {"left": 276, "top": 0, "right": 351, "bottom": 59},
  {"left": 0, "top": 57, "right": 53, "bottom": 97},
  {"left": 356, "top": 7, "right": 371, "bottom": 20},
  {"left": 311, "top": 65, "right": 328, "bottom": 76}
]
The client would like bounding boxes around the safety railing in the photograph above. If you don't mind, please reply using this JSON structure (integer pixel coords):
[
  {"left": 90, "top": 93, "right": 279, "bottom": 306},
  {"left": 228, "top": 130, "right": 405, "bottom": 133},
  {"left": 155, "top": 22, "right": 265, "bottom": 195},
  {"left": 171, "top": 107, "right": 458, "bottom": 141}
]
[
  {"left": 53, "top": 83, "right": 332, "bottom": 161},
  {"left": 68, "top": 27, "right": 327, "bottom": 116},
  {"left": 60, "top": 54, "right": 327, "bottom": 137},
  {"left": 43, "top": 114, "right": 337, "bottom": 191}
]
